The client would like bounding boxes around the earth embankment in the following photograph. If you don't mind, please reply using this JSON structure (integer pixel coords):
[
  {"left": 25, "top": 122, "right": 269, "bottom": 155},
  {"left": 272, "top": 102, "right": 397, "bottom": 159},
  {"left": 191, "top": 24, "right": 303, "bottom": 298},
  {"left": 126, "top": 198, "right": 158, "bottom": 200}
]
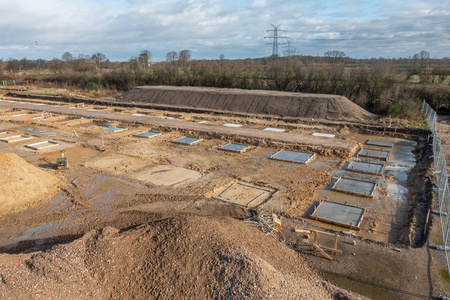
[{"left": 120, "top": 86, "right": 377, "bottom": 121}]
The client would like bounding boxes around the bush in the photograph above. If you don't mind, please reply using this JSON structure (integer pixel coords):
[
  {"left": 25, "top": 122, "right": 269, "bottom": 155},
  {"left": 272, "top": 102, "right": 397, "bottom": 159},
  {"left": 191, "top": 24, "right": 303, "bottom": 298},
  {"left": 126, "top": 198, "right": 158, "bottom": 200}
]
[{"left": 86, "top": 82, "right": 99, "bottom": 90}]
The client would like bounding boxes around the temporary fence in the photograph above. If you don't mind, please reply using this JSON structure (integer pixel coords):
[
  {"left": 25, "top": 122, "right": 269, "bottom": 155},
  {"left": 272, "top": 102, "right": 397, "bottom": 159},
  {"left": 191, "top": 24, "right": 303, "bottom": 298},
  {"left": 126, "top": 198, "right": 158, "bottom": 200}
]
[{"left": 422, "top": 99, "right": 450, "bottom": 274}]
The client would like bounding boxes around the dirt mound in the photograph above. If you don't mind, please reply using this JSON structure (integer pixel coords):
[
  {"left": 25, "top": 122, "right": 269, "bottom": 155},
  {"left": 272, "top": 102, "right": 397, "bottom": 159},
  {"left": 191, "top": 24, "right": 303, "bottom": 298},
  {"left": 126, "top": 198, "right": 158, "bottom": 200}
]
[
  {"left": 0, "top": 215, "right": 364, "bottom": 299},
  {"left": 0, "top": 153, "right": 61, "bottom": 215},
  {"left": 120, "top": 86, "right": 377, "bottom": 121}
]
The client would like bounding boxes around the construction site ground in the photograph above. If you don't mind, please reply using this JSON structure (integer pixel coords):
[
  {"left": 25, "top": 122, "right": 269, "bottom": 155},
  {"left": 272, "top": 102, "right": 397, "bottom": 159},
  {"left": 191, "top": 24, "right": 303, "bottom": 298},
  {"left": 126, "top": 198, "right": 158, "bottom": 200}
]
[{"left": 0, "top": 87, "right": 449, "bottom": 299}]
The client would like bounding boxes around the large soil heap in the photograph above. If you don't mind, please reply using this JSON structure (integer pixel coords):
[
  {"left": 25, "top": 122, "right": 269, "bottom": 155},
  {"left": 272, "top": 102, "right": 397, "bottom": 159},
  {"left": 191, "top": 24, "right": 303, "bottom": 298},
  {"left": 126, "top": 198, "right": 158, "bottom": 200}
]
[
  {"left": 0, "top": 215, "right": 364, "bottom": 299},
  {"left": 120, "top": 86, "right": 376, "bottom": 121},
  {"left": 0, "top": 153, "right": 60, "bottom": 215}
]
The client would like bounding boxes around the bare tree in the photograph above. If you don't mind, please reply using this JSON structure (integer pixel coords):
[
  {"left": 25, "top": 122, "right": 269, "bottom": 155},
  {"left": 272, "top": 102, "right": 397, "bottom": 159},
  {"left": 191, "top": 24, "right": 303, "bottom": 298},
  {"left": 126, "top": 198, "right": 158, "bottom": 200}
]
[
  {"left": 90, "top": 52, "right": 107, "bottom": 70},
  {"left": 61, "top": 52, "right": 74, "bottom": 61},
  {"left": 324, "top": 50, "right": 347, "bottom": 62},
  {"left": 418, "top": 50, "right": 430, "bottom": 69},
  {"left": 178, "top": 49, "right": 192, "bottom": 62},
  {"left": 166, "top": 51, "right": 178, "bottom": 63},
  {"left": 138, "top": 50, "right": 152, "bottom": 70}
]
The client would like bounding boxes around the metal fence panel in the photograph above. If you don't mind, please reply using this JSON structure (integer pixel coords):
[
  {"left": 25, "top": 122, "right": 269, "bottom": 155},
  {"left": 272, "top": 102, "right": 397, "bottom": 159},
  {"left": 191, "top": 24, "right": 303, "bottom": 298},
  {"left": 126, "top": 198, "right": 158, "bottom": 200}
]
[{"left": 422, "top": 99, "right": 450, "bottom": 275}]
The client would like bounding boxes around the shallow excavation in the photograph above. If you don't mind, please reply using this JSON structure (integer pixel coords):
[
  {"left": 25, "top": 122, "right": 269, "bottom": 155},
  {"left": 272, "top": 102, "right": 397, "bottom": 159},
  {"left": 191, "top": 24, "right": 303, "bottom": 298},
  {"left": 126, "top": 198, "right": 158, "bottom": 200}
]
[{"left": 0, "top": 88, "right": 447, "bottom": 299}]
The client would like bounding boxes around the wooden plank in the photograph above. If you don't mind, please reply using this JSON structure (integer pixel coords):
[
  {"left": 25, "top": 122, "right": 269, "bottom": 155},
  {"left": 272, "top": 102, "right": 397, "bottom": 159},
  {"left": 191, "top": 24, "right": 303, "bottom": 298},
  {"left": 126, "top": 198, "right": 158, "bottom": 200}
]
[{"left": 312, "top": 243, "right": 333, "bottom": 261}]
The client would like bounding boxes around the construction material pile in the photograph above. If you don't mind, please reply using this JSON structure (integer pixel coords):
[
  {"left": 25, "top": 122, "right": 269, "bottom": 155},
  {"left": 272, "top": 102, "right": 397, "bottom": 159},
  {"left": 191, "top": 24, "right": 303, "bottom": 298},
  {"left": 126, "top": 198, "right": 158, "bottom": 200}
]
[
  {"left": 0, "top": 153, "right": 60, "bottom": 215},
  {"left": 120, "top": 86, "right": 377, "bottom": 121},
  {"left": 0, "top": 215, "right": 364, "bottom": 299}
]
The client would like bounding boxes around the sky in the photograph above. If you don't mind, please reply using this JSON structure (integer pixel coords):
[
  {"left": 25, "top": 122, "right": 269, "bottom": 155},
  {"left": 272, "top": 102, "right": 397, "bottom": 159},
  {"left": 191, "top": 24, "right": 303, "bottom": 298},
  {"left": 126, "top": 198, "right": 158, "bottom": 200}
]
[{"left": 0, "top": 0, "right": 449, "bottom": 61}]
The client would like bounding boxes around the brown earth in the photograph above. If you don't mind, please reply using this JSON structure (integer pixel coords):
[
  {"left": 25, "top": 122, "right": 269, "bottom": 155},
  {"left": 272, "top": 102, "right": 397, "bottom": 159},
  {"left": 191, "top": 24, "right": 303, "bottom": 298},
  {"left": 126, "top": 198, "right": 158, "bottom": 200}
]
[
  {"left": 0, "top": 215, "right": 366, "bottom": 300},
  {"left": 120, "top": 86, "right": 377, "bottom": 121},
  {"left": 0, "top": 153, "right": 61, "bottom": 215},
  {"left": 0, "top": 87, "right": 448, "bottom": 299}
]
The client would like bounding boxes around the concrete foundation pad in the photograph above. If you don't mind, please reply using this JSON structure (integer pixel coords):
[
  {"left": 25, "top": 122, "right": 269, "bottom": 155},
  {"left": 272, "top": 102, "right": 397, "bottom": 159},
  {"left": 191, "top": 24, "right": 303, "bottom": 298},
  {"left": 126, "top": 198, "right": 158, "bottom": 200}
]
[
  {"left": 310, "top": 200, "right": 367, "bottom": 230},
  {"left": 264, "top": 127, "right": 285, "bottom": 132},
  {"left": 0, "top": 135, "right": 33, "bottom": 143},
  {"left": 135, "top": 130, "right": 161, "bottom": 138},
  {"left": 105, "top": 127, "right": 128, "bottom": 133},
  {"left": 269, "top": 149, "right": 316, "bottom": 164},
  {"left": 25, "top": 141, "right": 60, "bottom": 150},
  {"left": 366, "top": 139, "right": 395, "bottom": 148},
  {"left": 133, "top": 165, "right": 201, "bottom": 187},
  {"left": 346, "top": 161, "right": 385, "bottom": 176},
  {"left": 223, "top": 123, "right": 242, "bottom": 128},
  {"left": 218, "top": 143, "right": 252, "bottom": 153},
  {"left": 331, "top": 177, "right": 377, "bottom": 198},
  {"left": 215, "top": 182, "right": 271, "bottom": 207},
  {"left": 357, "top": 148, "right": 390, "bottom": 161},
  {"left": 171, "top": 136, "right": 203, "bottom": 145},
  {"left": 312, "top": 133, "right": 335, "bottom": 138}
]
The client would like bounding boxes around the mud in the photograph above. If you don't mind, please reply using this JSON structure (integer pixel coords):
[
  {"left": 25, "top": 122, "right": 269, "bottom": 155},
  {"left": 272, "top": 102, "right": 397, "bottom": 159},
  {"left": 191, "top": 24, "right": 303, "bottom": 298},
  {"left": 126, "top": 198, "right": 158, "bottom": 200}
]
[{"left": 0, "top": 87, "right": 447, "bottom": 299}]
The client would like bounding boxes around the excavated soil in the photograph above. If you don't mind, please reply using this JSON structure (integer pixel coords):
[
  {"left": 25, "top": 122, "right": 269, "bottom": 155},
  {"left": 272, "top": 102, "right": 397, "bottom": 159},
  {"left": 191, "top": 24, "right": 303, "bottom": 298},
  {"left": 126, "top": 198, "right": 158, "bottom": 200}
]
[
  {"left": 120, "top": 86, "right": 377, "bottom": 121},
  {"left": 0, "top": 215, "right": 365, "bottom": 300},
  {"left": 0, "top": 153, "right": 61, "bottom": 215}
]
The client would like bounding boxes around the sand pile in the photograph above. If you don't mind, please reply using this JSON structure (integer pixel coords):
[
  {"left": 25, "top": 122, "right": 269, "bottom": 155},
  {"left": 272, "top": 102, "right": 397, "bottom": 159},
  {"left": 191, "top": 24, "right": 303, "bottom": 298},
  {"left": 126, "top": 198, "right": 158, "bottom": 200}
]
[
  {"left": 0, "top": 153, "right": 60, "bottom": 214},
  {"left": 120, "top": 86, "right": 377, "bottom": 121},
  {"left": 0, "top": 215, "right": 365, "bottom": 299}
]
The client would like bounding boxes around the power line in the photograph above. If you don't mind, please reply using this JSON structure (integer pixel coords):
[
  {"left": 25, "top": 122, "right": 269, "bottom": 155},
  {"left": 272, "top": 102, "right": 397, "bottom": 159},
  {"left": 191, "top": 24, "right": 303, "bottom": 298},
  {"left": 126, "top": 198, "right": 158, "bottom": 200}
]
[{"left": 265, "top": 23, "right": 287, "bottom": 57}]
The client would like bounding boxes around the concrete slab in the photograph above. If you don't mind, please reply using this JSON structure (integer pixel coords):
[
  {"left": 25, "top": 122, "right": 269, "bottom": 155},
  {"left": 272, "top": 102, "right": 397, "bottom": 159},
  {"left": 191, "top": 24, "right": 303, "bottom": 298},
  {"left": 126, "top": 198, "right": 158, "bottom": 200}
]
[
  {"left": 331, "top": 177, "right": 377, "bottom": 198},
  {"left": 171, "top": 136, "right": 203, "bottom": 145},
  {"left": 312, "top": 133, "right": 335, "bottom": 138},
  {"left": 310, "top": 200, "right": 367, "bottom": 230},
  {"left": 346, "top": 161, "right": 385, "bottom": 176},
  {"left": 264, "top": 127, "right": 285, "bottom": 132},
  {"left": 215, "top": 182, "right": 271, "bottom": 207},
  {"left": 357, "top": 148, "right": 390, "bottom": 161},
  {"left": 0, "top": 135, "right": 33, "bottom": 143},
  {"left": 133, "top": 165, "right": 201, "bottom": 187},
  {"left": 132, "top": 113, "right": 146, "bottom": 116},
  {"left": 218, "top": 143, "right": 252, "bottom": 153},
  {"left": 135, "top": 130, "right": 162, "bottom": 138},
  {"left": 269, "top": 149, "right": 316, "bottom": 164},
  {"left": 223, "top": 123, "right": 242, "bottom": 128},
  {"left": 25, "top": 141, "right": 60, "bottom": 150},
  {"left": 105, "top": 127, "right": 128, "bottom": 133},
  {"left": 0, "top": 131, "right": 6, "bottom": 135},
  {"left": 366, "top": 139, "right": 395, "bottom": 148}
]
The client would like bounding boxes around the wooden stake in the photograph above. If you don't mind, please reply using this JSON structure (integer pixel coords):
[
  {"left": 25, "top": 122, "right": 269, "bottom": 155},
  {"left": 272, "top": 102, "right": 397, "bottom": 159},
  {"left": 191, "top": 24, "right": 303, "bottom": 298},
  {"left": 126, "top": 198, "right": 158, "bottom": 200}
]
[
  {"left": 312, "top": 243, "right": 333, "bottom": 261},
  {"left": 424, "top": 208, "right": 431, "bottom": 235}
]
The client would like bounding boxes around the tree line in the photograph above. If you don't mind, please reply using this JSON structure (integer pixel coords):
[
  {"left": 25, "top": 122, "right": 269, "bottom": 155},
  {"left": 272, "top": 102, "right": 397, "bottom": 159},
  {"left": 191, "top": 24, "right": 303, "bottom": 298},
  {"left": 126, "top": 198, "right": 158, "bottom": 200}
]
[{"left": 0, "top": 49, "right": 449, "bottom": 117}]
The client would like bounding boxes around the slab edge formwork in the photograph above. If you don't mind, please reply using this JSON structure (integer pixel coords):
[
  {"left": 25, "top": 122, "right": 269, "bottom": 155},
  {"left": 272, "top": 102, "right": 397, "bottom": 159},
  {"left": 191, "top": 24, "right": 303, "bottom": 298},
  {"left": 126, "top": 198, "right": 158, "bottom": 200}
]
[
  {"left": 357, "top": 149, "right": 391, "bottom": 161},
  {"left": 309, "top": 200, "right": 367, "bottom": 231},
  {"left": 0, "top": 135, "right": 33, "bottom": 143},
  {"left": 345, "top": 161, "right": 386, "bottom": 176},
  {"left": 25, "top": 141, "right": 60, "bottom": 150},
  {"left": 134, "top": 131, "right": 162, "bottom": 138},
  {"left": 171, "top": 136, "right": 203, "bottom": 146},
  {"left": 214, "top": 182, "right": 271, "bottom": 207},
  {"left": 268, "top": 150, "right": 316, "bottom": 165},
  {"left": 218, "top": 143, "right": 252, "bottom": 153},
  {"left": 331, "top": 177, "right": 377, "bottom": 198}
]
